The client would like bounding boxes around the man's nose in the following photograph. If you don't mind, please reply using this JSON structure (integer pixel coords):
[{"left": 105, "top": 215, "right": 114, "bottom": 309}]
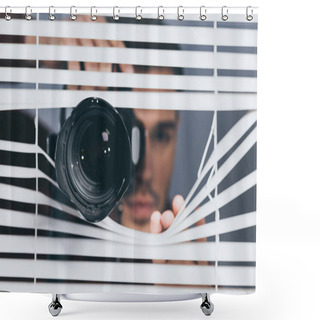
[{"left": 136, "top": 136, "right": 152, "bottom": 183}]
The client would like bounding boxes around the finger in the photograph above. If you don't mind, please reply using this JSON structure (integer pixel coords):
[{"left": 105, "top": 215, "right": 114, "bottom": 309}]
[
  {"left": 61, "top": 37, "right": 81, "bottom": 71},
  {"left": 76, "top": 38, "right": 99, "bottom": 91},
  {"left": 172, "top": 195, "right": 184, "bottom": 217},
  {"left": 93, "top": 40, "right": 117, "bottom": 73},
  {"left": 92, "top": 39, "right": 112, "bottom": 90},
  {"left": 93, "top": 40, "right": 112, "bottom": 73},
  {"left": 160, "top": 210, "right": 174, "bottom": 230},
  {"left": 150, "top": 211, "right": 166, "bottom": 264},
  {"left": 109, "top": 39, "right": 124, "bottom": 48},
  {"left": 75, "top": 15, "right": 91, "bottom": 22},
  {"left": 79, "top": 38, "right": 99, "bottom": 71},
  {"left": 166, "top": 260, "right": 196, "bottom": 265},
  {"left": 24, "top": 36, "right": 35, "bottom": 44},
  {"left": 95, "top": 16, "right": 106, "bottom": 23},
  {"left": 150, "top": 211, "right": 162, "bottom": 234},
  {"left": 108, "top": 40, "right": 135, "bottom": 73},
  {"left": 120, "top": 64, "right": 135, "bottom": 73},
  {"left": 60, "top": 38, "right": 81, "bottom": 90},
  {"left": 67, "top": 60, "right": 81, "bottom": 71},
  {"left": 197, "top": 260, "right": 209, "bottom": 266},
  {"left": 93, "top": 39, "right": 111, "bottom": 51}
]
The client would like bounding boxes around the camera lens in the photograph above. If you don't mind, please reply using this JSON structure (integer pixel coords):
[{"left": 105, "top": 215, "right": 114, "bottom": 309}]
[
  {"left": 55, "top": 97, "right": 132, "bottom": 222},
  {"left": 78, "top": 116, "right": 114, "bottom": 189}
]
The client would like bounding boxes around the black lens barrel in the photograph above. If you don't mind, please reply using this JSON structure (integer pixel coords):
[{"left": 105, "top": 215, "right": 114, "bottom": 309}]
[{"left": 55, "top": 97, "right": 132, "bottom": 222}]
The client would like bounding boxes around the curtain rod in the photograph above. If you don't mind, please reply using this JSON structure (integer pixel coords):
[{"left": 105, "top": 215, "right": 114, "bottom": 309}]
[{"left": 0, "top": 6, "right": 258, "bottom": 22}]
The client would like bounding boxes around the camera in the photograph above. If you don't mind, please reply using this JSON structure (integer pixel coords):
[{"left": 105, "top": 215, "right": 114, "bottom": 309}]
[{"left": 52, "top": 97, "right": 145, "bottom": 223}]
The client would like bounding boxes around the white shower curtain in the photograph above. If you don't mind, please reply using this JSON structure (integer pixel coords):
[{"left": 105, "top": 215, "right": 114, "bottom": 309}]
[{"left": 0, "top": 6, "right": 257, "bottom": 297}]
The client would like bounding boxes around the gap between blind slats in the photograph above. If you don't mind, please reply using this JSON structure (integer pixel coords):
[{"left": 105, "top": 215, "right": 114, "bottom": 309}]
[
  {"left": 0, "top": 204, "right": 256, "bottom": 245},
  {"left": 0, "top": 89, "right": 257, "bottom": 110},
  {"left": 0, "top": 139, "right": 55, "bottom": 168},
  {"left": 166, "top": 128, "right": 257, "bottom": 236},
  {"left": 0, "top": 20, "right": 257, "bottom": 47},
  {"left": 0, "top": 259, "right": 255, "bottom": 286},
  {"left": 0, "top": 176, "right": 255, "bottom": 244},
  {"left": 0, "top": 165, "right": 57, "bottom": 187},
  {"left": 0, "top": 181, "right": 79, "bottom": 218},
  {"left": 0, "top": 235, "right": 255, "bottom": 262},
  {"left": 0, "top": 124, "right": 256, "bottom": 244},
  {"left": 0, "top": 44, "right": 257, "bottom": 70},
  {"left": 0, "top": 125, "right": 257, "bottom": 242}
]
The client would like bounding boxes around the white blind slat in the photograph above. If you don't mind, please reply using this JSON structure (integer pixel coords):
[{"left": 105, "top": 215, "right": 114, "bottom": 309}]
[
  {"left": 0, "top": 89, "right": 257, "bottom": 110},
  {"left": 0, "top": 44, "right": 256, "bottom": 70},
  {"left": 0, "top": 20, "right": 257, "bottom": 46},
  {"left": 0, "top": 235, "right": 255, "bottom": 262},
  {"left": 0, "top": 67, "right": 257, "bottom": 92},
  {"left": 0, "top": 259, "right": 255, "bottom": 286}
]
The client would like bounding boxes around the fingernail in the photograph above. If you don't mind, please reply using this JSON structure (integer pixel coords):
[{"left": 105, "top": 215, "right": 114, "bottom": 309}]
[
  {"left": 172, "top": 194, "right": 184, "bottom": 214},
  {"left": 161, "top": 210, "right": 174, "bottom": 230},
  {"left": 150, "top": 211, "right": 162, "bottom": 233}
]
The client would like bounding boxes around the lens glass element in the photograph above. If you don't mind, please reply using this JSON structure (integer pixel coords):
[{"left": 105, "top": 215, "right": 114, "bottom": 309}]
[
  {"left": 73, "top": 112, "right": 126, "bottom": 201},
  {"left": 79, "top": 116, "right": 114, "bottom": 188}
]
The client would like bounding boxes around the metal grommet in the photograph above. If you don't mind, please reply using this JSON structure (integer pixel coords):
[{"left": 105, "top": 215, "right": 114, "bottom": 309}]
[
  {"left": 221, "top": 6, "right": 228, "bottom": 21},
  {"left": 49, "top": 6, "right": 55, "bottom": 21},
  {"left": 5, "top": 6, "right": 12, "bottom": 21},
  {"left": 135, "top": 6, "right": 142, "bottom": 20},
  {"left": 200, "top": 5, "right": 207, "bottom": 21},
  {"left": 70, "top": 6, "right": 77, "bottom": 21},
  {"left": 113, "top": 6, "right": 120, "bottom": 21},
  {"left": 246, "top": 6, "right": 253, "bottom": 21},
  {"left": 25, "top": 6, "right": 32, "bottom": 20},
  {"left": 178, "top": 6, "right": 184, "bottom": 21},
  {"left": 158, "top": 6, "right": 164, "bottom": 20},
  {"left": 91, "top": 6, "right": 97, "bottom": 21}
]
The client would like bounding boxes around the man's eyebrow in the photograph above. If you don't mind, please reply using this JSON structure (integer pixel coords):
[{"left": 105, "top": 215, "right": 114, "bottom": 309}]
[{"left": 153, "top": 121, "right": 178, "bottom": 131}]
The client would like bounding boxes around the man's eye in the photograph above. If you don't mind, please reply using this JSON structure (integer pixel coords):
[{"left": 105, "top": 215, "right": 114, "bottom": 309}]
[{"left": 153, "top": 130, "right": 170, "bottom": 143}]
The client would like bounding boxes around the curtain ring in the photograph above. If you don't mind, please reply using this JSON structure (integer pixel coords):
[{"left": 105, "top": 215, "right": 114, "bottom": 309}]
[
  {"left": 25, "top": 6, "right": 32, "bottom": 20},
  {"left": 135, "top": 6, "right": 142, "bottom": 20},
  {"left": 221, "top": 6, "right": 228, "bottom": 21},
  {"left": 113, "top": 6, "right": 120, "bottom": 20},
  {"left": 91, "top": 6, "right": 97, "bottom": 21},
  {"left": 70, "top": 6, "right": 77, "bottom": 20},
  {"left": 200, "top": 6, "right": 207, "bottom": 21},
  {"left": 246, "top": 6, "right": 253, "bottom": 21},
  {"left": 49, "top": 6, "right": 55, "bottom": 21},
  {"left": 5, "top": 6, "right": 12, "bottom": 21},
  {"left": 177, "top": 6, "right": 184, "bottom": 21},
  {"left": 157, "top": 6, "right": 164, "bottom": 20}
]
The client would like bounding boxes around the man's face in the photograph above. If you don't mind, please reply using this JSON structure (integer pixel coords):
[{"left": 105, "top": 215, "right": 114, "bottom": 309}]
[{"left": 121, "top": 109, "right": 179, "bottom": 231}]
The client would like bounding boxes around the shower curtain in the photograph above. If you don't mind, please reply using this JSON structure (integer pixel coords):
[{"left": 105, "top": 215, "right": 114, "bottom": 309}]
[{"left": 0, "top": 7, "right": 258, "bottom": 298}]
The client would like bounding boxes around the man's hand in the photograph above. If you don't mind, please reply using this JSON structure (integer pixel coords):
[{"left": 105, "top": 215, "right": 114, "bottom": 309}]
[
  {"left": 150, "top": 194, "right": 184, "bottom": 233},
  {"left": 56, "top": 15, "right": 134, "bottom": 90},
  {"left": 150, "top": 195, "right": 207, "bottom": 265}
]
